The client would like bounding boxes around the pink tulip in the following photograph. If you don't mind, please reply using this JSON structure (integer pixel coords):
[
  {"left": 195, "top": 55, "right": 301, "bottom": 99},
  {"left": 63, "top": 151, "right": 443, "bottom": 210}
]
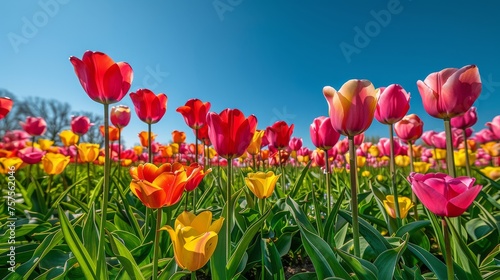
[
  {"left": 311, "top": 149, "right": 326, "bottom": 167},
  {"left": 288, "top": 137, "right": 303, "bottom": 151},
  {"left": 408, "top": 172, "right": 482, "bottom": 217},
  {"left": 336, "top": 138, "right": 349, "bottom": 154},
  {"left": 309, "top": 116, "right": 340, "bottom": 150},
  {"left": 451, "top": 107, "right": 477, "bottom": 130},
  {"left": 394, "top": 114, "right": 424, "bottom": 143},
  {"left": 486, "top": 115, "right": 500, "bottom": 140},
  {"left": 20, "top": 116, "right": 47, "bottom": 136},
  {"left": 374, "top": 84, "right": 410, "bottom": 125},
  {"left": 417, "top": 65, "right": 481, "bottom": 119},
  {"left": 71, "top": 115, "right": 93, "bottom": 135},
  {"left": 18, "top": 147, "right": 45, "bottom": 164},
  {"left": 323, "top": 79, "right": 378, "bottom": 137},
  {"left": 431, "top": 132, "right": 447, "bottom": 149},
  {"left": 421, "top": 131, "right": 437, "bottom": 147},
  {"left": 378, "top": 138, "right": 401, "bottom": 157},
  {"left": 353, "top": 133, "right": 364, "bottom": 146},
  {"left": 474, "top": 128, "right": 496, "bottom": 144}
]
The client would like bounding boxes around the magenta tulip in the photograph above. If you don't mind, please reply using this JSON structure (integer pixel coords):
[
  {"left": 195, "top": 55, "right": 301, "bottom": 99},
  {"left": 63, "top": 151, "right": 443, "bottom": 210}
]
[
  {"left": 451, "top": 107, "right": 477, "bottom": 130},
  {"left": 408, "top": 172, "right": 482, "bottom": 217},
  {"left": 288, "top": 137, "right": 303, "bottom": 151},
  {"left": 431, "top": 132, "right": 447, "bottom": 149},
  {"left": 71, "top": 115, "right": 92, "bottom": 135},
  {"left": 486, "top": 115, "right": 500, "bottom": 140},
  {"left": 474, "top": 128, "right": 497, "bottom": 143},
  {"left": 421, "top": 131, "right": 437, "bottom": 147},
  {"left": 18, "top": 147, "right": 45, "bottom": 164},
  {"left": 20, "top": 116, "right": 47, "bottom": 136},
  {"left": 417, "top": 65, "right": 481, "bottom": 119},
  {"left": 375, "top": 84, "right": 410, "bottom": 125},
  {"left": 310, "top": 116, "right": 340, "bottom": 150},
  {"left": 378, "top": 138, "right": 401, "bottom": 157}
]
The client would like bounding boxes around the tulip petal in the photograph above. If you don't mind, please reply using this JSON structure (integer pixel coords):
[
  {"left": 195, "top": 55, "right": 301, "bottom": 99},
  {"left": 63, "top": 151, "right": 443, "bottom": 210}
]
[
  {"left": 411, "top": 180, "right": 447, "bottom": 216},
  {"left": 182, "top": 231, "right": 218, "bottom": 271}
]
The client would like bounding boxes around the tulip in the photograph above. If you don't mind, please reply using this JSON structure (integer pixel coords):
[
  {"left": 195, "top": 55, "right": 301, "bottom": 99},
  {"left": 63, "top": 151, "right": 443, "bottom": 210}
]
[
  {"left": 395, "top": 155, "right": 410, "bottom": 167},
  {"left": 480, "top": 166, "right": 500, "bottom": 180},
  {"left": 134, "top": 145, "right": 144, "bottom": 156},
  {"left": 431, "top": 149, "right": 447, "bottom": 160},
  {"left": 481, "top": 142, "right": 500, "bottom": 157},
  {"left": 310, "top": 116, "right": 341, "bottom": 150},
  {"left": 0, "top": 157, "right": 23, "bottom": 174},
  {"left": 378, "top": 138, "right": 401, "bottom": 157},
  {"left": 37, "top": 139, "right": 54, "bottom": 151},
  {"left": 368, "top": 145, "right": 379, "bottom": 157},
  {"left": 77, "top": 143, "right": 100, "bottom": 163},
  {"left": 206, "top": 108, "right": 257, "bottom": 159},
  {"left": 59, "top": 130, "right": 79, "bottom": 147},
  {"left": 185, "top": 163, "right": 212, "bottom": 192},
  {"left": 176, "top": 99, "right": 211, "bottom": 129},
  {"left": 474, "top": 128, "right": 496, "bottom": 144},
  {"left": 138, "top": 131, "right": 156, "bottom": 148},
  {"left": 323, "top": 79, "right": 378, "bottom": 137},
  {"left": 18, "top": 147, "right": 44, "bottom": 164},
  {"left": 361, "top": 170, "right": 371, "bottom": 177},
  {"left": 413, "top": 162, "right": 431, "bottom": 173},
  {"left": 431, "top": 132, "right": 447, "bottom": 149},
  {"left": 421, "top": 131, "right": 437, "bottom": 147},
  {"left": 408, "top": 172, "right": 482, "bottom": 217},
  {"left": 20, "top": 116, "right": 47, "bottom": 136},
  {"left": 394, "top": 114, "right": 424, "bottom": 143},
  {"left": 71, "top": 116, "right": 92, "bottom": 135},
  {"left": 69, "top": 51, "right": 133, "bottom": 104},
  {"left": 311, "top": 149, "right": 326, "bottom": 167},
  {"left": 0, "top": 97, "right": 14, "bottom": 120},
  {"left": 417, "top": 65, "right": 481, "bottom": 119},
  {"left": 383, "top": 195, "right": 413, "bottom": 219},
  {"left": 110, "top": 105, "right": 131, "bottom": 128},
  {"left": 454, "top": 149, "right": 476, "bottom": 167},
  {"left": 451, "top": 107, "right": 477, "bottom": 130},
  {"left": 374, "top": 84, "right": 410, "bottom": 125},
  {"left": 162, "top": 211, "right": 224, "bottom": 271},
  {"left": 288, "top": 137, "right": 303, "bottom": 152},
  {"left": 129, "top": 163, "right": 187, "bottom": 209},
  {"left": 486, "top": 115, "right": 500, "bottom": 140},
  {"left": 172, "top": 130, "right": 186, "bottom": 144},
  {"left": 266, "top": 121, "right": 294, "bottom": 150},
  {"left": 41, "top": 153, "right": 70, "bottom": 175},
  {"left": 99, "top": 125, "right": 120, "bottom": 142},
  {"left": 247, "top": 130, "right": 265, "bottom": 156},
  {"left": 244, "top": 171, "right": 281, "bottom": 199},
  {"left": 130, "top": 89, "right": 167, "bottom": 124}
]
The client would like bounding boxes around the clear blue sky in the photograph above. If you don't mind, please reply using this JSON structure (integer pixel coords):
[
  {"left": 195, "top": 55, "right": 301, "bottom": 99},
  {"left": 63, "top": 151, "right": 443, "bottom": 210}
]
[{"left": 1, "top": 1, "right": 499, "bottom": 149}]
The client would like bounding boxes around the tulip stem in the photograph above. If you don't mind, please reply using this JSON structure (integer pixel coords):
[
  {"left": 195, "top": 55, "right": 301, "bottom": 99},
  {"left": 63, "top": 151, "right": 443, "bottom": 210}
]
[
  {"left": 46, "top": 174, "right": 53, "bottom": 206},
  {"left": 191, "top": 271, "right": 197, "bottom": 280},
  {"left": 152, "top": 208, "right": 162, "bottom": 280},
  {"left": 225, "top": 159, "right": 233, "bottom": 264},
  {"left": 118, "top": 131, "right": 122, "bottom": 182},
  {"left": 462, "top": 129, "right": 471, "bottom": 177},
  {"left": 389, "top": 124, "right": 402, "bottom": 227},
  {"left": 442, "top": 219, "right": 455, "bottom": 280},
  {"left": 278, "top": 150, "right": 286, "bottom": 195},
  {"left": 194, "top": 128, "right": 199, "bottom": 213},
  {"left": 324, "top": 148, "right": 331, "bottom": 215},
  {"left": 408, "top": 142, "right": 418, "bottom": 221},
  {"left": 97, "top": 103, "right": 110, "bottom": 279},
  {"left": 148, "top": 123, "right": 153, "bottom": 164},
  {"left": 348, "top": 136, "right": 360, "bottom": 257},
  {"left": 87, "top": 163, "right": 91, "bottom": 201},
  {"left": 444, "top": 119, "right": 456, "bottom": 178}
]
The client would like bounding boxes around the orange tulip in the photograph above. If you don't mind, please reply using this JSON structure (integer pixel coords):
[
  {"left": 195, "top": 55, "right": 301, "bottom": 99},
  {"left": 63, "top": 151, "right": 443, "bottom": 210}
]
[
  {"left": 172, "top": 130, "right": 186, "bottom": 144},
  {"left": 99, "top": 125, "right": 120, "bottom": 142},
  {"left": 138, "top": 131, "right": 156, "bottom": 147}
]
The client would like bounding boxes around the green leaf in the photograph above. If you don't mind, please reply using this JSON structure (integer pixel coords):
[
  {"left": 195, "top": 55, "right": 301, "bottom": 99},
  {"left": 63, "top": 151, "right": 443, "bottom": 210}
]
[
  {"left": 261, "top": 238, "right": 285, "bottom": 280},
  {"left": 324, "top": 188, "right": 345, "bottom": 248},
  {"left": 480, "top": 244, "right": 500, "bottom": 267},
  {"left": 407, "top": 243, "right": 448, "bottom": 280},
  {"left": 57, "top": 206, "right": 97, "bottom": 280},
  {"left": 335, "top": 248, "right": 378, "bottom": 280},
  {"left": 288, "top": 272, "right": 317, "bottom": 280},
  {"left": 338, "top": 210, "right": 391, "bottom": 255},
  {"left": 395, "top": 220, "right": 431, "bottom": 238},
  {"left": 373, "top": 233, "right": 409, "bottom": 280},
  {"left": 289, "top": 161, "right": 312, "bottom": 199},
  {"left": 285, "top": 197, "right": 352, "bottom": 279},
  {"left": 108, "top": 231, "right": 145, "bottom": 280},
  {"left": 82, "top": 203, "right": 99, "bottom": 262}
]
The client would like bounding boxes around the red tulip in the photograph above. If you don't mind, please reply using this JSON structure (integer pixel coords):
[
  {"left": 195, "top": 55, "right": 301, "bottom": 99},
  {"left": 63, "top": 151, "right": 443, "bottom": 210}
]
[
  {"left": 417, "top": 65, "right": 481, "bottom": 119},
  {"left": 18, "top": 147, "right": 45, "bottom": 164},
  {"left": 129, "top": 89, "right": 167, "bottom": 124},
  {"left": 196, "top": 125, "right": 211, "bottom": 146},
  {"left": 323, "top": 79, "right": 378, "bottom": 137},
  {"left": 185, "top": 163, "right": 211, "bottom": 192},
  {"left": 408, "top": 172, "right": 482, "bottom": 217},
  {"left": 206, "top": 108, "right": 257, "bottom": 159},
  {"left": 0, "top": 97, "right": 14, "bottom": 120},
  {"left": 374, "top": 84, "right": 410, "bottom": 125},
  {"left": 20, "top": 116, "right": 47, "bottom": 136},
  {"left": 176, "top": 99, "right": 211, "bottom": 129},
  {"left": 310, "top": 116, "right": 340, "bottom": 150},
  {"left": 69, "top": 51, "right": 133, "bottom": 104},
  {"left": 394, "top": 114, "right": 424, "bottom": 143},
  {"left": 486, "top": 115, "right": 500, "bottom": 140},
  {"left": 266, "top": 121, "right": 294, "bottom": 150},
  {"left": 451, "top": 107, "right": 477, "bottom": 130},
  {"left": 71, "top": 116, "right": 92, "bottom": 135},
  {"left": 111, "top": 105, "right": 131, "bottom": 128}
]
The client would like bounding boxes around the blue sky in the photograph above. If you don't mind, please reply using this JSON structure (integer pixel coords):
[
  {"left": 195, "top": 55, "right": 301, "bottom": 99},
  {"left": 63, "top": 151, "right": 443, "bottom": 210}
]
[{"left": 1, "top": 1, "right": 499, "bottom": 149}]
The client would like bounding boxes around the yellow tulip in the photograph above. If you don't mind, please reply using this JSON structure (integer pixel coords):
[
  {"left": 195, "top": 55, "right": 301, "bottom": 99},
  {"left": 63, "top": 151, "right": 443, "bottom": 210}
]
[
  {"left": 170, "top": 143, "right": 179, "bottom": 154},
  {"left": 121, "top": 159, "right": 132, "bottom": 166},
  {"left": 431, "top": 149, "right": 446, "bottom": 160},
  {"left": 361, "top": 170, "right": 371, "bottom": 177},
  {"left": 162, "top": 211, "right": 224, "bottom": 271},
  {"left": 480, "top": 166, "right": 500, "bottom": 180},
  {"left": 357, "top": 156, "right": 366, "bottom": 168},
  {"left": 133, "top": 145, "right": 144, "bottom": 156},
  {"left": 244, "top": 171, "right": 281, "bottom": 199},
  {"left": 376, "top": 174, "right": 385, "bottom": 182},
  {"left": 59, "top": 130, "right": 79, "bottom": 147},
  {"left": 395, "top": 155, "right": 410, "bottom": 167},
  {"left": 413, "top": 162, "right": 431, "bottom": 173},
  {"left": 38, "top": 139, "right": 54, "bottom": 151},
  {"left": 25, "top": 141, "right": 41, "bottom": 149},
  {"left": 383, "top": 195, "right": 413, "bottom": 219},
  {"left": 481, "top": 142, "right": 500, "bottom": 157},
  {"left": 0, "top": 157, "right": 23, "bottom": 174},
  {"left": 247, "top": 130, "right": 265, "bottom": 156},
  {"left": 454, "top": 149, "right": 476, "bottom": 167},
  {"left": 77, "top": 143, "right": 100, "bottom": 163},
  {"left": 41, "top": 153, "right": 70, "bottom": 175},
  {"left": 368, "top": 145, "right": 379, "bottom": 157}
]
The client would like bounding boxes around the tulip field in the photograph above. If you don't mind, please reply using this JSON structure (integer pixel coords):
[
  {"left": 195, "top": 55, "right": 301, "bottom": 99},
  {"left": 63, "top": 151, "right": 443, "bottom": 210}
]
[{"left": 1, "top": 51, "right": 500, "bottom": 280}]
